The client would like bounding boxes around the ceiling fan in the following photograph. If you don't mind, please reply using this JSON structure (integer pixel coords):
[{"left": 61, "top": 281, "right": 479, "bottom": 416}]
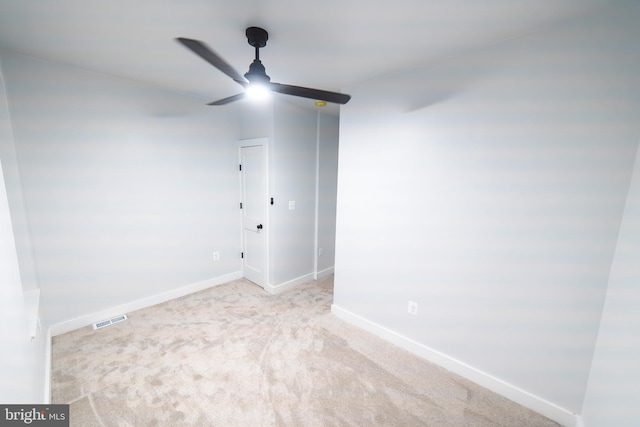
[{"left": 176, "top": 27, "right": 351, "bottom": 106}]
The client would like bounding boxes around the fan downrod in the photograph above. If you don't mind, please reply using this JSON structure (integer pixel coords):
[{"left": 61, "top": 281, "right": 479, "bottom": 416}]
[{"left": 246, "top": 27, "right": 268, "bottom": 48}]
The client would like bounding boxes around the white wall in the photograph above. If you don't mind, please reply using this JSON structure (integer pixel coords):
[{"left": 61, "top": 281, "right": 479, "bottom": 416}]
[
  {"left": 581, "top": 143, "right": 640, "bottom": 426},
  {"left": 0, "top": 59, "right": 45, "bottom": 403},
  {"left": 0, "top": 57, "right": 38, "bottom": 292},
  {"left": 317, "top": 113, "right": 339, "bottom": 274},
  {"left": 271, "top": 101, "right": 318, "bottom": 285},
  {"left": 1, "top": 52, "right": 241, "bottom": 328},
  {"left": 334, "top": 1, "right": 640, "bottom": 421}
]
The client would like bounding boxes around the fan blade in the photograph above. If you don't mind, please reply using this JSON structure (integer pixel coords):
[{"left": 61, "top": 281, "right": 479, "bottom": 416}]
[
  {"left": 207, "top": 93, "right": 246, "bottom": 106},
  {"left": 176, "top": 37, "right": 247, "bottom": 86},
  {"left": 270, "top": 83, "right": 351, "bottom": 105}
]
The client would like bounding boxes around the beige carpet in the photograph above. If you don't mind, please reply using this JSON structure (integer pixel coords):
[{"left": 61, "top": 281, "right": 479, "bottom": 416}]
[{"left": 51, "top": 275, "right": 560, "bottom": 426}]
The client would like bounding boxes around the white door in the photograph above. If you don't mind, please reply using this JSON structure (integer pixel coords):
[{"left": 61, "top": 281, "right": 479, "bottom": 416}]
[{"left": 239, "top": 140, "right": 268, "bottom": 287}]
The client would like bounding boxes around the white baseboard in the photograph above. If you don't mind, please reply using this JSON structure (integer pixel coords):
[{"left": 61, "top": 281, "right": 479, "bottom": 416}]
[
  {"left": 48, "top": 271, "right": 242, "bottom": 337},
  {"left": 331, "top": 304, "right": 579, "bottom": 427},
  {"left": 43, "top": 328, "right": 52, "bottom": 403},
  {"left": 265, "top": 272, "right": 315, "bottom": 295},
  {"left": 264, "top": 268, "right": 333, "bottom": 294},
  {"left": 316, "top": 266, "right": 334, "bottom": 280}
]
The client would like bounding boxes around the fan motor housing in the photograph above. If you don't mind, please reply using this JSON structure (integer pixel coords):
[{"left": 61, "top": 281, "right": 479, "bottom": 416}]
[{"left": 245, "top": 60, "right": 270, "bottom": 83}]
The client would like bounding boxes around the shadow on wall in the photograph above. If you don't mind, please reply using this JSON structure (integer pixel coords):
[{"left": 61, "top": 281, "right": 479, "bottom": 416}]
[{"left": 352, "top": 47, "right": 513, "bottom": 114}]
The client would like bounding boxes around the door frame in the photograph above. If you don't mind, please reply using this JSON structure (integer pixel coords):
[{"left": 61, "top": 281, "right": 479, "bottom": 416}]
[{"left": 238, "top": 137, "right": 270, "bottom": 288}]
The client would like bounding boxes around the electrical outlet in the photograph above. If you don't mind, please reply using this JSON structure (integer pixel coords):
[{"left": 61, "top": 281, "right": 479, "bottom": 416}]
[
  {"left": 213, "top": 251, "right": 220, "bottom": 261},
  {"left": 408, "top": 301, "right": 418, "bottom": 315},
  {"left": 288, "top": 201, "right": 296, "bottom": 210}
]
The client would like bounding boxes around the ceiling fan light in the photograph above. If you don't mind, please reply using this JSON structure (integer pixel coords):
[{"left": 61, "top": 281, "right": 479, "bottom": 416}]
[{"left": 245, "top": 83, "right": 271, "bottom": 101}]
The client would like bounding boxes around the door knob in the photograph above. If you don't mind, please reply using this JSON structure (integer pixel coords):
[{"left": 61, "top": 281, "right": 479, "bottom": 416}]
[{"left": 257, "top": 224, "right": 263, "bottom": 230}]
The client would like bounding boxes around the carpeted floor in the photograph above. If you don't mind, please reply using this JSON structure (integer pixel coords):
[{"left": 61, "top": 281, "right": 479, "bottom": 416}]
[{"left": 51, "top": 275, "right": 560, "bottom": 426}]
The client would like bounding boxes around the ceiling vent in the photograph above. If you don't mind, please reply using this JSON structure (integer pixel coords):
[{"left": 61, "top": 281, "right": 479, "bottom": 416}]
[{"left": 92, "top": 314, "right": 127, "bottom": 330}]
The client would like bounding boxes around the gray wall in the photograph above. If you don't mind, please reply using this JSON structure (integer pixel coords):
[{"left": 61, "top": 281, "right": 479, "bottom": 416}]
[
  {"left": 1, "top": 52, "right": 241, "bottom": 328},
  {"left": 581, "top": 143, "right": 640, "bottom": 426},
  {"left": 271, "top": 101, "right": 319, "bottom": 285},
  {"left": 317, "top": 113, "right": 339, "bottom": 275},
  {"left": 0, "top": 57, "right": 38, "bottom": 292},
  {"left": 0, "top": 59, "right": 45, "bottom": 403},
  {"left": 334, "top": 1, "right": 640, "bottom": 420}
]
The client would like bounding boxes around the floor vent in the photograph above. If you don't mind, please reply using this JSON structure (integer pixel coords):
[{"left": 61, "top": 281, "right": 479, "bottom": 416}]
[{"left": 92, "top": 314, "right": 128, "bottom": 330}]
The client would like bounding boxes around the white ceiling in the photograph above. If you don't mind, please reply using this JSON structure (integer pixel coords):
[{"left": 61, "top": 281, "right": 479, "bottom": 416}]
[{"left": 0, "top": 0, "right": 620, "bottom": 109}]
